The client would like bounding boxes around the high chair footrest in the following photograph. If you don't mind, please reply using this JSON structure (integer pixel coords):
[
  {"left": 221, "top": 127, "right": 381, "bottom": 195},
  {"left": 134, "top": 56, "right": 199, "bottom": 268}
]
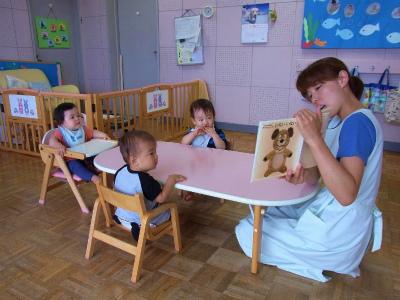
[{"left": 52, "top": 170, "right": 82, "bottom": 181}]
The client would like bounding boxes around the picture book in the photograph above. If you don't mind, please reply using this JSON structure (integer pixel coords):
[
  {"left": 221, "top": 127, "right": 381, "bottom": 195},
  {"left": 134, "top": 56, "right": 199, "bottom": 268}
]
[
  {"left": 251, "top": 110, "right": 330, "bottom": 181},
  {"left": 68, "top": 139, "right": 117, "bottom": 157}
]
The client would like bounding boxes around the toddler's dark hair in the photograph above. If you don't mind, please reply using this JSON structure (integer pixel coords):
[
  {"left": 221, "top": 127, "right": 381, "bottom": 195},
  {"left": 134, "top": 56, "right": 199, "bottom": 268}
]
[
  {"left": 53, "top": 102, "right": 77, "bottom": 124},
  {"left": 296, "top": 57, "right": 364, "bottom": 101},
  {"left": 190, "top": 99, "right": 215, "bottom": 118},
  {"left": 119, "top": 130, "right": 156, "bottom": 163}
]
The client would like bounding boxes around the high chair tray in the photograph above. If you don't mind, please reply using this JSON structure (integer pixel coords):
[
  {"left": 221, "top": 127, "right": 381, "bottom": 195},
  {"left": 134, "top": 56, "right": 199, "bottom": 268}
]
[{"left": 68, "top": 139, "right": 118, "bottom": 157}]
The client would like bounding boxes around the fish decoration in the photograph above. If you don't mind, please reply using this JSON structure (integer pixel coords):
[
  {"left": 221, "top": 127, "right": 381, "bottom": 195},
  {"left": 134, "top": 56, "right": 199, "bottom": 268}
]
[
  {"left": 335, "top": 28, "right": 354, "bottom": 40},
  {"left": 386, "top": 32, "right": 400, "bottom": 44},
  {"left": 322, "top": 18, "right": 340, "bottom": 29},
  {"left": 359, "top": 23, "right": 380, "bottom": 36}
]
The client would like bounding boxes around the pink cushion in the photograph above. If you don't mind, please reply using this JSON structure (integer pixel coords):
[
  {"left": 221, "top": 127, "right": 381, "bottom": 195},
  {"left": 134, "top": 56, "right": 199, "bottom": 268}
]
[{"left": 52, "top": 170, "right": 82, "bottom": 181}]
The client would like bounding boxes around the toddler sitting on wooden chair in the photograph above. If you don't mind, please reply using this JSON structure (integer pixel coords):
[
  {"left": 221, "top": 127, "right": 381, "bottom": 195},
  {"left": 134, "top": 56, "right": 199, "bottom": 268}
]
[
  {"left": 181, "top": 99, "right": 227, "bottom": 201},
  {"left": 113, "top": 130, "right": 186, "bottom": 241}
]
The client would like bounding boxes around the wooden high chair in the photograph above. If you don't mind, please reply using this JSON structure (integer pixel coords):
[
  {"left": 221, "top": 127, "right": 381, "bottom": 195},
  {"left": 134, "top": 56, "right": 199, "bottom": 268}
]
[
  {"left": 38, "top": 129, "right": 90, "bottom": 213},
  {"left": 85, "top": 182, "right": 182, "bottom": 283}
]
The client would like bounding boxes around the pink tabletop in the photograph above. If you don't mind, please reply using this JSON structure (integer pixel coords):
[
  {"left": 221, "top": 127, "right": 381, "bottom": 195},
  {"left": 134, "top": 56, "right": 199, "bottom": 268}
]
[{"left": 94, "top": 141, "right": 319, "bottom": 206}]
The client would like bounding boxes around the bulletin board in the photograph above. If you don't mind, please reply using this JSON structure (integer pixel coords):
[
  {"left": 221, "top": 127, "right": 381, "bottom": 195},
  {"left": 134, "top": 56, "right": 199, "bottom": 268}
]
[
  {"left": 0, "top": 60, "right": 62, "bottom": 86},
  {"left": 35, "top": 17, "right": 70, "bottom": 49},
  {"left": 302, "top": 1, "right": 400, "bottom": 49},
  {"left": 174, "top": 14, "right": 204, "bottom": 65}
]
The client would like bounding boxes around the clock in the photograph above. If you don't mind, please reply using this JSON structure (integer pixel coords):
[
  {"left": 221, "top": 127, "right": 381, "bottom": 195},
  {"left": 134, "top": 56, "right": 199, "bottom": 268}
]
[{"left": 202, "top": 6, "right": 214, "bottom": 18}]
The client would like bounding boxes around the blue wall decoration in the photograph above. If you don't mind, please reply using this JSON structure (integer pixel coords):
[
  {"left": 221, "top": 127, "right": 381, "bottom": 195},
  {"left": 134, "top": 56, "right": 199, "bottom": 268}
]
[
  {"left": 0, "top": 60, "right": 62, "bottom": 87},
  {"left": 302, "top": 0, "right": 400, "bottom": 49}
]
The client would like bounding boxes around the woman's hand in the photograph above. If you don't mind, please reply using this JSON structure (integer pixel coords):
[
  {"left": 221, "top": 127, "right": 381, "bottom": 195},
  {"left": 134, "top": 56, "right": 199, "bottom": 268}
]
[
  {"left": 295, "top": 109, "right": 322, "bottom": 146},
  {"left": 284, "top": 164, "right": 305, "bottom": 184},
  {"left": 283, "top": 165, "right": 320, "bottom": 185}
]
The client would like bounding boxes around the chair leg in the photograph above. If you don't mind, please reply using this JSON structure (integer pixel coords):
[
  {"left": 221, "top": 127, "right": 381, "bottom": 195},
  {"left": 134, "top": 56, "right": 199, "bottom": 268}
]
[
  {"left": 170, "top": 207, "right": 182, "bottom": 252},
  {"left": 101, "top": 201, "right": 113, "bottom": 228},
  {"left": 131, "top": 222, "right": 149, "bottom": 283},
  {"left": 39, "top": 154, "right": 54, "bottom": 205},
  {"left": 85, "top": 198, "right": 101, "bottom": 259},
  {"left": 56, "top": 156, "right": 89, "bottom": 214}
]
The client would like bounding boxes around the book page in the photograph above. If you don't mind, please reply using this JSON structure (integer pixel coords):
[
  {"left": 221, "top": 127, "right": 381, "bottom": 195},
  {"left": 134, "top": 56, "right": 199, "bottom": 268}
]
[
  {"left": 251, "top": 118, "right": 304, "bottom": 181},
  {"left": 68, "top": 139, "right": 117, "bottom": 157}
]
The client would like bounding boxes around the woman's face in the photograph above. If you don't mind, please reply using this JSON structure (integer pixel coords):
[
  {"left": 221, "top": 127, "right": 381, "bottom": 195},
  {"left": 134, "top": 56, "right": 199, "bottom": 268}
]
[{"left": 305, "top": 71, "right": 348, "bottom": 116}]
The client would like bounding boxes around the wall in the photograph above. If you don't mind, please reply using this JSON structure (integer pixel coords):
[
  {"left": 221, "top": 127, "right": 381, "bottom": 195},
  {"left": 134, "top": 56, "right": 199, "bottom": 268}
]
[
  {"left": 0, "top": 0, "right": 83, "bottom": 88},
  {"left": 0, "top": 0, "right": 34, "bottom": 60},
  {"left": 157, "top": 0, "right": 400, "bottom": 144},
  {"left": 78, "top": 0, "right": 116, "bottom": 93},
  {"left": 29, "top": 0, "right": 83, "bottom": 88}
]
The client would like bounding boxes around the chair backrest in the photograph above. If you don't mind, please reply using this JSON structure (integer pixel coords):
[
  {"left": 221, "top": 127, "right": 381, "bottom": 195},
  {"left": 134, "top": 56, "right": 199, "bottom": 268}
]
[
  {"left": 96, "top": 183, "right": 146, "bottom": 216},
  {"left": 42, "top": 128, "right": 56, "bottom": 145}
]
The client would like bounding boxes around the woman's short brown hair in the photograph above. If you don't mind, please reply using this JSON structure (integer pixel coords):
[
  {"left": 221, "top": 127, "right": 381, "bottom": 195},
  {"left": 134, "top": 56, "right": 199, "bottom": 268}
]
[
  {"left": 118, "top": 130, "right": 156, "bottom": 163},
  {"left": 296, "top": 57, "right": 364, "bottom": 101}
]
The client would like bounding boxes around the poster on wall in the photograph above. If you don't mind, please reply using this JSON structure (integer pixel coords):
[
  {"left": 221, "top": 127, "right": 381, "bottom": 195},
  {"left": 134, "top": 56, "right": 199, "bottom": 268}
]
[
  {"left": 8, "top": 94, "right": 38, "bottom": 119},
  {"left": 302, "top": 1, "right": 400, "bottom": 49},
  {"left": 241, "top": 3, "right": 269, "bottom": 43},
  {"left": 146, "top": 90, "right": 169, "bottom": 113},
  {"left": 35, "top": 17, "right": 70, "bottom": 49},
  {"left": 175, "top": 15, "right": 204, "bottom": 65}
]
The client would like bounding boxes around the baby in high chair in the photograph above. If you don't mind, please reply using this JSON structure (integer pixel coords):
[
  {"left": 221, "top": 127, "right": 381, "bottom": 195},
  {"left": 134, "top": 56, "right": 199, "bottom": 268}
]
[
  {"left": 49, "top": 102, "right": 109, "bottom": 184},
  {"left": 113, "top": 130, "right": 186, "bottom": 241}
]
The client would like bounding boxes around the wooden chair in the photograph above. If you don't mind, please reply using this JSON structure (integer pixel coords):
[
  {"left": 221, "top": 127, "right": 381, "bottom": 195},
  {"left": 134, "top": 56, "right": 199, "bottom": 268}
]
[
  {"left": 85, "top": 183, "right": 182, "bottom": 283},
  {"left": 38, "top": 129, "right": 90, "bottom": 213}
]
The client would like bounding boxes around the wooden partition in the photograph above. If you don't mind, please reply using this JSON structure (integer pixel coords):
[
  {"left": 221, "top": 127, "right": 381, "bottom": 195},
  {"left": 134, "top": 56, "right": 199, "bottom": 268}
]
[
  {"left": 94, "top": 80, "right": 201, "bottom": 141},
  {"left": 0, "top": 89, "right": 93, "bottom": 156},
  {"left": 41, "top": 91, "right": 94, "bottom": 129},
  {"left": 94, "top": 88, "right": 141, "bottom": 139},
  {"left": 1, "top": 89, "right": 47, "bottom": 155},
  {"left": 0, "top": 80, "right": 207, "bottom": 156}
]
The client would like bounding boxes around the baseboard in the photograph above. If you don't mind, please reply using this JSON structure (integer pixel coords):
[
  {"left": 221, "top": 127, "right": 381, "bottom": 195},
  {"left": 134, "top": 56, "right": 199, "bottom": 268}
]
[
  {"left": 384, "top": 141, "right": 400, "bottom": 152},
  {"left": 215, "top": 122, "right": 258, "bottom": 134},
  {"left": 216, "top": 122, "right": 400, "bottom": 153}
]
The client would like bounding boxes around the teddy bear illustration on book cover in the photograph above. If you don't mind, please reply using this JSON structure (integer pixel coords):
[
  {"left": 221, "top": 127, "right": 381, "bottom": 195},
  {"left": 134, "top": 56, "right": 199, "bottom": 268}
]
[
  {"left": 251, "top": 118, "right": 303, "bottom": 181},
  {"left": 263, "top": 127, "right": 294, "bottom": 177},
  {"left": 251, "top": 110, "right": 330, "bottom": 182}
]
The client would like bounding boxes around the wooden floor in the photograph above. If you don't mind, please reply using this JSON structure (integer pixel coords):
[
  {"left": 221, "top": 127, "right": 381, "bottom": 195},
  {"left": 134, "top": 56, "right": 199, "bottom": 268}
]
[{"left": 0, "top": 131, "right": 399, "bottom": 299}]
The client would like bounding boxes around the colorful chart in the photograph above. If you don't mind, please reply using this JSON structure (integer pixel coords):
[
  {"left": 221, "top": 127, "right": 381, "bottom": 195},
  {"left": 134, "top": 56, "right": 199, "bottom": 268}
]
[{"left": 35, "top": 17, "right": 70, "bottom": 49}]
